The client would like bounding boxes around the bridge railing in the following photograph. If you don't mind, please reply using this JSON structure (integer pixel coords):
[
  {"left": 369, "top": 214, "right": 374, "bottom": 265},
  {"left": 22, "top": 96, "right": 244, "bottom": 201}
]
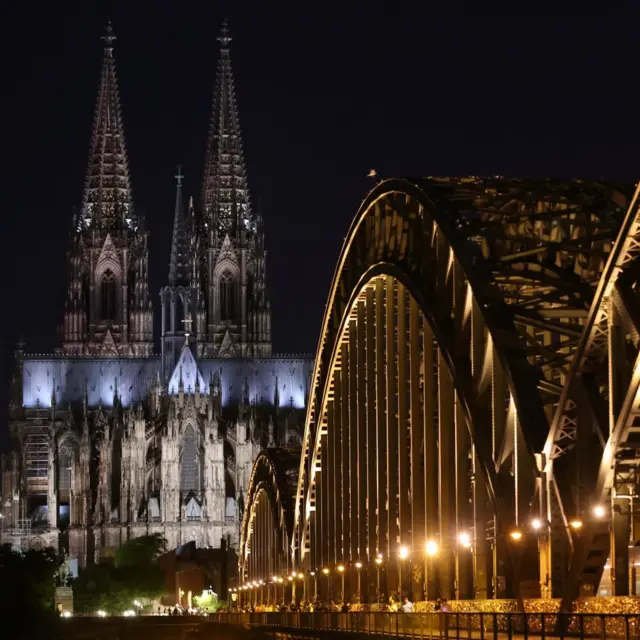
[{"left": 211, "top": 611, "right": 640, "bottom": 639}]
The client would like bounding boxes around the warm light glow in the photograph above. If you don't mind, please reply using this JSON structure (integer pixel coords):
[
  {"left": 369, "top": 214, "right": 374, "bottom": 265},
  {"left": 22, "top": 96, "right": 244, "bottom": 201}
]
[
  {"left": 310, "top": 571, "right": 316, "bottom": 576},
  {"left": 399, "top": 546, "right": 409, "bottom": 560},
  {"left": 458, "top": 532, "right": 471, "bottom": 548},
  {"left": 570, "top": 518, "right": 583, "bottom": 530},
  {"left": 62, "top": 611, "right": 72, "bottom": 618},
  {"left": 425, "top": 540, "right": 439, "bottom": 556},
  {"left": 297, "top": 572, "right": 304, "bottom": 579},
  {"left": 322, "top": 567, "right": 330, "bottom": 575},
  {"left": 375, "top": 556, "right": 383, "bottom": 565},
  {"left": 97, "top": 610, "right": 106, "bottom": 617},
  {"left": 593, "top": 505, "right": 606, "bottom": 519},
  {"left": 272, "top": 575, "right": 278, "bottom": 582},
  {"left": 287, "top": 576, "right": 293, "bottom": 581},
  {"left": 123, "top": 610, "right": 136, "bottom": 617},
  {"left": 531, "top": 518, "right": 542, "bottom": 531},
  {"left": 355, "top": 561, "right": 363, "bottom": 569},
  {"left": 509, "top": 529, "right": 523, "bottom": 541},
  {"left": 337, "top": 564, "right": 345, "bottom": 573}
]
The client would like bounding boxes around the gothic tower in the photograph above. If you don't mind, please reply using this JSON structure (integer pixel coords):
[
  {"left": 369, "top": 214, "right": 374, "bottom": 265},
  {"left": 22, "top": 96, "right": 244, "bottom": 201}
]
[
  {"left": 160, "top": 169, "right": 206, "bottom": 379},
  {"left": 61, "top": 21, "right": 153, "bottom": 357},
  {"left": 201, "top": 21, "right": 272, "bottom": 358}
]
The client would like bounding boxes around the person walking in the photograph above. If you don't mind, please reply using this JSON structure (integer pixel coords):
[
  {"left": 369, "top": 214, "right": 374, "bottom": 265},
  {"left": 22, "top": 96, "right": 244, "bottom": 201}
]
[{"left": 401, "top": 596, "right": 414, "bottom": 613}]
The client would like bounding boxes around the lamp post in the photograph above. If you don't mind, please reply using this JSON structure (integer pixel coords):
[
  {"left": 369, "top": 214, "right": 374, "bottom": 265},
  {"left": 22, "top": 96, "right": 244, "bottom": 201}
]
[
  {"left": 337, "top": 565, "right": 345, "bottom": 603},
  {"left": 425, "top": 540, "right": 439, "bottom": 601},
  {"left": 375, "top": 554, "right": 383, "bottom": 602},
  {"left": 322, "top": 567, "right": 330, "bottom": 601},
  {"left": 399, "top": 546, "right": 409, "bottom": 599},
  {"left": 311, "top": 571, "right": 317, "bottom": 602},
  {"left": 355, "top": 562, "right": 362, "bottom": 601}
]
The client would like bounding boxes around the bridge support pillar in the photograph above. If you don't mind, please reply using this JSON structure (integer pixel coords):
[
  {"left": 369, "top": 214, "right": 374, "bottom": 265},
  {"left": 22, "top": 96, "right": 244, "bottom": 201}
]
[{"left": 612, "top": 494, "right": 630, "bottom": 596}]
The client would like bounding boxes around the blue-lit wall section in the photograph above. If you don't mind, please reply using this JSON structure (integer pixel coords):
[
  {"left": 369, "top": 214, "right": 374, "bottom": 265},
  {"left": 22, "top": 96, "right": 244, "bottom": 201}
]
[{"left": 21, "top": 356, "right": 313, "bottom": 410}]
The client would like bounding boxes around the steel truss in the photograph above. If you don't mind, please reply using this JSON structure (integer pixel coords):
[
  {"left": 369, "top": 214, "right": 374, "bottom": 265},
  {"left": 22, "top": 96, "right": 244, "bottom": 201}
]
[
  {"left": 239, "top": 449, "right": 299, "bottom": 603},
  {"left": 241, "top": 178, "right": 640, "bottom": 607}
]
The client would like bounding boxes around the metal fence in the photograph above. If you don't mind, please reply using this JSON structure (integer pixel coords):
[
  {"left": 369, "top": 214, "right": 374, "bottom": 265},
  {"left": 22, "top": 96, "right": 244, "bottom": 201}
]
[{"left": 210, "top": 611, "right": 640, "bottom": 639}]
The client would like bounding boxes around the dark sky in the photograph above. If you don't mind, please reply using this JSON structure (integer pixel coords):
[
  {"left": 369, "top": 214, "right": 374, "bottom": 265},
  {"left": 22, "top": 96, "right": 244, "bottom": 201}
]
[{"left": 1, "top": 1, "right": 639, "bottom": 442}]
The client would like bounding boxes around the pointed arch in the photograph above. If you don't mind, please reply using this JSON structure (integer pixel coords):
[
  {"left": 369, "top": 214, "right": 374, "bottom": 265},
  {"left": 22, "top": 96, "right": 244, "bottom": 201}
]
[
  {"left": 100, "top": 269, "right": 117, "bottom": 321},
  {"left": 180, "top": 422, "right": 200, "bottom": 492}
]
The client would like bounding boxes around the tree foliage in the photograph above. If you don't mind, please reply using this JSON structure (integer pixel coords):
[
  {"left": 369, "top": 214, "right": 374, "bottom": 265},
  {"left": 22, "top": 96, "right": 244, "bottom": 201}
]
[
  {"left": 0, "top": 544, "right": 63, "bottom": 638},
  {"left": 114, "top": 532, "right": 166, "bottom": 568},
  {"left": 193, "top": 590, "right": 221, "bottom": 612},
  {"left": 74, "top": 535, "right": 167, "bottom": 614}
]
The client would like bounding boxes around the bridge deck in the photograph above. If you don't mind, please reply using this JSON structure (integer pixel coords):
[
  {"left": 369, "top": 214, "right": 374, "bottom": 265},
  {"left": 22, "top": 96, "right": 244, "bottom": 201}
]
[{"left": 210, "top": 611, "right": 640, "bottom": 640}]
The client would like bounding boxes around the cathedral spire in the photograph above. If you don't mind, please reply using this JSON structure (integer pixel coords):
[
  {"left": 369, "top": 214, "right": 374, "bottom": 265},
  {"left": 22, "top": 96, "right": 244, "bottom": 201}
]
[
  {"left": 79, "top": 19, "right": 135, "bottom": 231},
  {"left": 168, "top": 166, "right": 189, "bottom": 286},
  {"left": 202, "top": 19, "right": 253, "bottom": 239}
]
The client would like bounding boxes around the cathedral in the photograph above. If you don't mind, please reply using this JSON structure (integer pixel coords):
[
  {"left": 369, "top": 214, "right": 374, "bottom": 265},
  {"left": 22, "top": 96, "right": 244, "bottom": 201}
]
[{"left": 1, "top": 21, "right": 313, "bottom": 567}]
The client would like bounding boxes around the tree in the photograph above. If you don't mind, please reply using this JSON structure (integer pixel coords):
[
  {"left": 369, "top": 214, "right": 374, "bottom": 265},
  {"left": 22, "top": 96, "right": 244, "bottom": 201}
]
[
  {"left": 74, "top": 535, "right": 167, "bottom": 614},
  {"left": 0, "top": 544, "right": 63, "bottom": 638},
  {"left": 193, "top": 590, "right": 221, "bottom": 613},
  {"left": 114, "top": 533, "right": 166, "bottom": 568}
]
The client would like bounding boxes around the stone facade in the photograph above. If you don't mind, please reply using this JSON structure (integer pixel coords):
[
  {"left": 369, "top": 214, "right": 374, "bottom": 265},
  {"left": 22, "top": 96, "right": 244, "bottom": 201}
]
[{"left": 1, "top": 21, "right": 312, "bottom": 567}]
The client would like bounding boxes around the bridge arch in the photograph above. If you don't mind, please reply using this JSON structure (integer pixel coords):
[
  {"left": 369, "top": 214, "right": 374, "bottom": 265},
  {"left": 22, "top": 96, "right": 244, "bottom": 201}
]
[
  {"left": 292, "top": 178, "right": 625, "bottom": 604},
  {"left": 239, "top": 448, "right": 300, "bottom": 601}
]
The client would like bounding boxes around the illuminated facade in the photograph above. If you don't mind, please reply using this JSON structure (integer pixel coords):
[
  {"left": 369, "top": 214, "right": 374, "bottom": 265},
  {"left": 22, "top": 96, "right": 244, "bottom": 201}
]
[{"left": 1, "top": 21, "right": 312, "bottom": 566}]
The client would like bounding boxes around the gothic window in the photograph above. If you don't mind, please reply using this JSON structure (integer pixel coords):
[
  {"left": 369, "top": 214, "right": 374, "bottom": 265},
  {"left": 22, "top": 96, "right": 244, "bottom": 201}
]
[
  {"left": 181, "top": 424, "right": 199, "bottom": 491},
  {"left": 58, "top": 447, "right": 72, "bottom": 490},
  {"left": 220, "top": 270, "right": 235, "bottom": 321},
  {"left": 101, "top": 270, "right": 116, "bottom": 321}
]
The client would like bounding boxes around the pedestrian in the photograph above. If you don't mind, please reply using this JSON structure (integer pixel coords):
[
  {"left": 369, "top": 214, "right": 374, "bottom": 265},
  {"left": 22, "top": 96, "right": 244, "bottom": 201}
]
[{"left": 401, "top": 596, "right": 414, "bottom": 613}]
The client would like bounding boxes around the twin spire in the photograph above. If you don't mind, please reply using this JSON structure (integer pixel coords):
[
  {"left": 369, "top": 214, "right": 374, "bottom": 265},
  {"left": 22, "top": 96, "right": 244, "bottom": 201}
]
[
  {"left": 202, "top": 19, "right": 254, "bottom": 239},
  {"left": 79, "top": 19, "right": 134, "bottom": 232},
  {"left": 81, "top": 18, "right": 251, "bottom": 239}
]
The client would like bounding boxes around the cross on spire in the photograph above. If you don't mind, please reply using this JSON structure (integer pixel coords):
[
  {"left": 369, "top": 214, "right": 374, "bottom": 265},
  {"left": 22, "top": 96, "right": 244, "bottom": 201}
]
[
  {"left": 182, "top": 317, "right": 193, "bottom": 341},
  {"left": 217, "top": 19, "right": 232, "bottom": 48},
  {"left": 175, "top": 165, "right": 184, "bottom": 187},
  {"left": 102, "top": 19, "right": 116, "bottom": 56}
]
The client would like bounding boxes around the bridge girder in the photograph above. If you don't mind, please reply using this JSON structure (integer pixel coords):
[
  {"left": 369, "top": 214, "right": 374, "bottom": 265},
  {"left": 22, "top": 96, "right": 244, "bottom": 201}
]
[{"left": 241, "top": 177, "right": 640, "bottom": 606}]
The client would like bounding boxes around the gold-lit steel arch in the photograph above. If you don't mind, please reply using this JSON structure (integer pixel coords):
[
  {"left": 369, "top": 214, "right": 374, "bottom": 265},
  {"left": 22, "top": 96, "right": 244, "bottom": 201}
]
[
  {"left": 292, "top": 178, "right": 630, "bottom": 604},
  {"left": 544, "top": 182, "right": 640, "bottom": 607},
  {"left": 239, "top": 448, "right": 299, "bottom": 604}
]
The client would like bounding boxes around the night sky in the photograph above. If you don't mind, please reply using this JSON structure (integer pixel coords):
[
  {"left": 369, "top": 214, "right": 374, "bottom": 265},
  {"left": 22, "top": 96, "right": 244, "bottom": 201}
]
[{"left": 1, "top": 2, "right": 638, "bottom": 445}]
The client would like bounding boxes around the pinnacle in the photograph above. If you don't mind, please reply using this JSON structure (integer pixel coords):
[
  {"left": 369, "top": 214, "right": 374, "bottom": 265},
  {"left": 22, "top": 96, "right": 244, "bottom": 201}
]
[
  {"left": 168, "top": 167, "right": 190, "bottom": 287},
  {"left": 79, "top": 21, "right": 135, "bottom": 232},
  {"left": 217, "top": 19, "right": 232, "bottom": 48},
  {"left": 202, "top": 20, "right": 254, "bottom": 243}
]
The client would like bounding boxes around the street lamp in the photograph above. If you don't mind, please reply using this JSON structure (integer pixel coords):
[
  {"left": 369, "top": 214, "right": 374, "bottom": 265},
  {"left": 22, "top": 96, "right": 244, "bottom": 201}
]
[
  {"left": 425, "top": 540, "right": 439, "bottom": 557},
  {"left": 531, "top": 518, "right": 542, "bottom": 531},
  {"left": 355, "top": 561, "right": 362, "bottom": 599},
  {"left": 398, "top": 547, "right": 410, "bottom": 599},
  {"left": 593, "top": 505, "right": 606, "bottom": 519},
  {"left": 570, "top": 518, "right": 583, "bottom": 531},
  {"left": 458, "top": 532, "right": 472, "bottom": 549},
  {"left": 509, "top": 529, "right": 523, "bottom": 541},
  {"left": 322, "top": 568, "right": 330, "bottom": 600},
  {"left": 375, "top": 554, "right": 383, "bottom": 602}
]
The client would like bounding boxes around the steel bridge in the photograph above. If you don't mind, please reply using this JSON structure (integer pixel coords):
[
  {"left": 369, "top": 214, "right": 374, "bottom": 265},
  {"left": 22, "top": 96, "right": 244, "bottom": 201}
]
[{"left": 239, "top": 177, "right": 640, "bottom": 609}]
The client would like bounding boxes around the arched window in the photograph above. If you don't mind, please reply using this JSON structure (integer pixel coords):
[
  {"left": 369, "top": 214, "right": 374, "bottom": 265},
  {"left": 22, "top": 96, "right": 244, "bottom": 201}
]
[
  {"left": 220, "top": 270, "right": 235, "bottom": 321},
  {"left": 101, "top": 270, "right": 116, "bottom": 321},
  {"left": 181, "top": 424, "right": 199, "bottom": 491},
  {"left": 58, "top": 446, "right": 72, "bottom": 490}
]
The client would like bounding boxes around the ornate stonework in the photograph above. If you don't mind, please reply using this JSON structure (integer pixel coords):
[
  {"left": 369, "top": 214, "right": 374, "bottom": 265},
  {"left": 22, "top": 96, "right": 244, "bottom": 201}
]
[{"left": 1, "top": 21, "right": 311, "bottom": 568}]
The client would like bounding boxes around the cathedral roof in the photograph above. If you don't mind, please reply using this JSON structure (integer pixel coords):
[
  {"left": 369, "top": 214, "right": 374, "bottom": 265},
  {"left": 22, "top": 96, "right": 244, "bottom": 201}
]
[
  {"left": 201, "top": 20, "right": 254, "bottom": 241},
  {"left": 168, "top": 342, "right": 206, "bottom": 394},
  {"left": 77, "top": 20, "right": 136, "bottom": 232}
]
